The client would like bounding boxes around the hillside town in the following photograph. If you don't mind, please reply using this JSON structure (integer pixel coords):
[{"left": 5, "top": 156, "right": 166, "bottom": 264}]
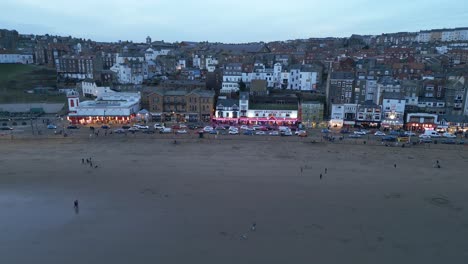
[{"left": 1, "top": 27, "right": 468, "bottom": 140}]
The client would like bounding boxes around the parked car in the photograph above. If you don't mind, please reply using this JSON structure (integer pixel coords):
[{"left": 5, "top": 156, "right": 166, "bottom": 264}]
[
  {"left": 0, "top": 126, "right": 13, "bottom": 130},
  {"left": 240, "top": 125, "right": 249, "bottom": 130},
  {"left": 381, "top": 136, "right": 397, "bottom": 142},
  {"left": 321, "top": 129, "right": 331, "bottom": 133},
  {"left": 67, "top": 125, "right": 79, "bottom": 129},
  {"left": 101, "top": 125, "right": 110, "bottom": 129},
  {"left": 122, "top": 125, "right": 131, "bottom": 129},
  {"left": 47, "top": 124, "right": 57, "bottom": 129},
  {"left": 269, "top": 131, "right": 279, "bottom": 136},
  {"left": 114, "top": 128, "right": 126, "bottom": 134},
  {"left": 134, "top": 124, "right": 149, "bottom": 129},
  {"left": 441, "top": 139, "right": 456, "bottom": 144},
  {"left": 374, "top": 131, "right": 386, "bottom": 136},
  {"left": 443, "top": 132, "right": 456, "bottom": 138},
  {"left": 209, "top": 130, "right": 218, "bottom": 134},
  {"left": 243, "top": 130, "right": 254, "bottom": 135},
  {"left": 419, "top": 134, "right": 431, "bottom": 139},
  {"left": 354, "top": 131, "right": 367, "bottom": 135},
  {"left": 179, "top": 124, "right": 187, "bottom": 128},
  {"left": 282, "top": 130, "right": 293, "bottom": 136},
  {"left": 349, "top": 134, "right": 362, "bottom": 138},
  {"left": 255, "top": 131, "right": 266, "bottom": 135},
  {"left": 159, "top": 127, "right": 172, "bottom": 133},
  {"left": 419, "top": 138, "right": 433, "bottom": 143},
  {"left": 295, "top": 130, "right": 306, "bottom": 135},
  {"left": 177, "top": 129, "right": 188, "bottom": 134},
  {"left": 253, "top": 125, "right": 262, "bottom": 130},
  {"left": 403, "top": 131, "right": 416, "bottom": 136},
  {"left": 128, "top": 127, "right": 139, "bottom": 132},
  {"left": 203, "top": 126, "right": 214, "bottom": 132},
  {"left": 229, "top": 129, "right": 239, "bottom": 135},
  {"left": 154, "top": 124, "right": 164, "bottom": 130},
  {"left": 298, "top": 131, "right": 308, "bottom": 137},
  {"left": 259, "top": 126, "right": 268, "bottom": 131}
]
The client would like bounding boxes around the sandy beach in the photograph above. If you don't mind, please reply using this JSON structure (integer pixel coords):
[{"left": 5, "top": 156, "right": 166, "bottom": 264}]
[{"left": 1, "top": 138, "right": 467, "bottom": 264}]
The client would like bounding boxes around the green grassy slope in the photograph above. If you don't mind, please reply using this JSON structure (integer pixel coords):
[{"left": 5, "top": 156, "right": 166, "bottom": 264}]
[{"left": 0, "top": 64, "right": 65, "bottom": 103}]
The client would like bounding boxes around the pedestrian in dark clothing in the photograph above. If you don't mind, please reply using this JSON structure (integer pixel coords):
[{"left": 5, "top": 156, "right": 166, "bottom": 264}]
[
  {"left": 90, "top": 161, "right": 93, "bottom": 167},
  {"left": 251, "top": 222, "right": 257, "bottom": 231},
  {"left": 86, "top": 159, "right": 89, "bottom": 163},
  {"left": 74, "top": 200, "right": 79, "bottom": 208},
  {"left": 320, "top": 173, "right": 323, "bottom": 179},
  {"left": 325, "top": 168, "right": 328, "bottom": 174},
  {"left": 436, "top": 160, "right": 439, "bottom": 164},
  {"left": 394, "top": 164, "right": 397, "bottom": 168},
  {"left": 300, "top": 167, "right": 303, "bottom": 173},
  {"left": 81, "top": 158, "right": 84, "bottom": 164}
]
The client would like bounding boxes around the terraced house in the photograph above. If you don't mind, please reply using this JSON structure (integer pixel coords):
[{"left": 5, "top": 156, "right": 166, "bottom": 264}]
[{"left": 147, "top": 88, "right": 214, "bottom": 123}]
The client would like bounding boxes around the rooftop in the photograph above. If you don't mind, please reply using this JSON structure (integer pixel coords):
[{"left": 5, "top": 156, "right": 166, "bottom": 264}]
[{"left": 249, "top": 104, "right": 298, "bottom": 111}]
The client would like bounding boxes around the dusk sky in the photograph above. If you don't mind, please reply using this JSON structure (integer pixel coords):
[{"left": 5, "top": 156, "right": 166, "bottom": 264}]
[{"left": 2, "top": 0, "right": 467, "bottom": 43}]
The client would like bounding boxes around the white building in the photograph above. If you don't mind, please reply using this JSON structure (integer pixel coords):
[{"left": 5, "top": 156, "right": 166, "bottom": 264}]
[
  {"left": 206, "top": 56, "right": 218, "bottom": 72},
  {"left": 0, "top": 53, "right": 33, "bottom": 64},
  {"left": 221, "top": 63, "right": 242, "bottom": 93},
  {"left": 215, "top": 97, "right": 239, "bottom": 119},
  {"left": 239, "top": 92, "right": 249, "bottom": 117},
  {"left": 381, "top": 96, "right": 406, "bottom": 128},
  {"left": 416, "top": 31, "right": 431, "bottom": 43},
  {"left": 288, "top": 65, "right": 318, "bottom": 91},
  {"left": 192, "top": 55, "right": 202, "bottom": 69},
  {"left": 110, "top": 63, "right": 144, "bottom": 85},
  {"left": 330, "top": 104, "right": 345, "bottom": 127},
  {"left": 241, "top": 62, "right": 276, "bottom": 88},
  {"left": 81, "top": 81, "right": 113, "bottom": 97},
  {"left": 67, "top": 90, "right": 141, "bottom": 124}
]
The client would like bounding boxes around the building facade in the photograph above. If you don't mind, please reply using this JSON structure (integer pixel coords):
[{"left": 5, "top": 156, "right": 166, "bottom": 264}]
[
  {"left": 147, "top": 89, "right": 215, "bottom": 122},
  {"left": 67, "top": 91, "right": 141, "bottom": 124},
  {"left": 301, "top": 101, "right": 324, "bottom": 128}
]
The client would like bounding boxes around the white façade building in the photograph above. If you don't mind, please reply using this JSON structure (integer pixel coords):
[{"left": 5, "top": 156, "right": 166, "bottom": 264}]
[
  {"left": 67, "top": 90, "right": 141, "bottom": 124},
  {"left": 221, "top": 63, "right": 242, "bottom": 93},
  {"left": 381, "top": 93, "right": 406, "bottom": 128},
  {"left": 81, "top": 81, "right": 114, "bottom": 97},
  {"left": 330, "top": 104, "right": 345, "bottom": 127},
  {"left": 242, "top": 62, "right": 276, "bottom": 88},
  {"left": 288, "top": 65, "right": 318, "bottom": 91},
  {"left": 215, "top": 97, "right": 239, "bottom": 119},
  {"left": 0, "top": 53, "right": 34, "bottom": 64},
  {"left": 206, "top": 56, "right": 218, "bottom": 67},
  {"left": 110, "top": 62, "right": 145, "bottom": 85}
]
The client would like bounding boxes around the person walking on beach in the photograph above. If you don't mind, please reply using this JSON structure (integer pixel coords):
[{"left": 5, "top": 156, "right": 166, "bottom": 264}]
[{"left": 74, "top": 200, "right": 79, "bottom": 214}]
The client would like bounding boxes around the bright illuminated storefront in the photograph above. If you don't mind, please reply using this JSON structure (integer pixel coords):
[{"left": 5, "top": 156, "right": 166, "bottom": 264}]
[
  {"left": 67, "top": 91, "right": 141, "bottom": 125},
  {"left": 213, "top": 109, "right": 299, "bottom": 126}
]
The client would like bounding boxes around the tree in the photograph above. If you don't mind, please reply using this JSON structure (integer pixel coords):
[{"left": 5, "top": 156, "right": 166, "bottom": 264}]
[{"left": 238, "top": 80, "right": 247, "bottom": 92}]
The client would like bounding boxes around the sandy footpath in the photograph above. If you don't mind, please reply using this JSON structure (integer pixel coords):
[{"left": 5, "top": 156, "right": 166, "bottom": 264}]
[{"left": 0, "top": 138, "right": 467, "bottom": 264}]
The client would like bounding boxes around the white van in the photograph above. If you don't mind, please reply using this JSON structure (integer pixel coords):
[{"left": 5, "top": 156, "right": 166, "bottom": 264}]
[{"left": 423, "top": 130, "right": 441, "bottom": 138}]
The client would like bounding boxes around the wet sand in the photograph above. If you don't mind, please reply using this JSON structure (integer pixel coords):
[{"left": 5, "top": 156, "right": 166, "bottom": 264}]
[{"left": 1, "top": 139, "right": 468, "bottom": 264}]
